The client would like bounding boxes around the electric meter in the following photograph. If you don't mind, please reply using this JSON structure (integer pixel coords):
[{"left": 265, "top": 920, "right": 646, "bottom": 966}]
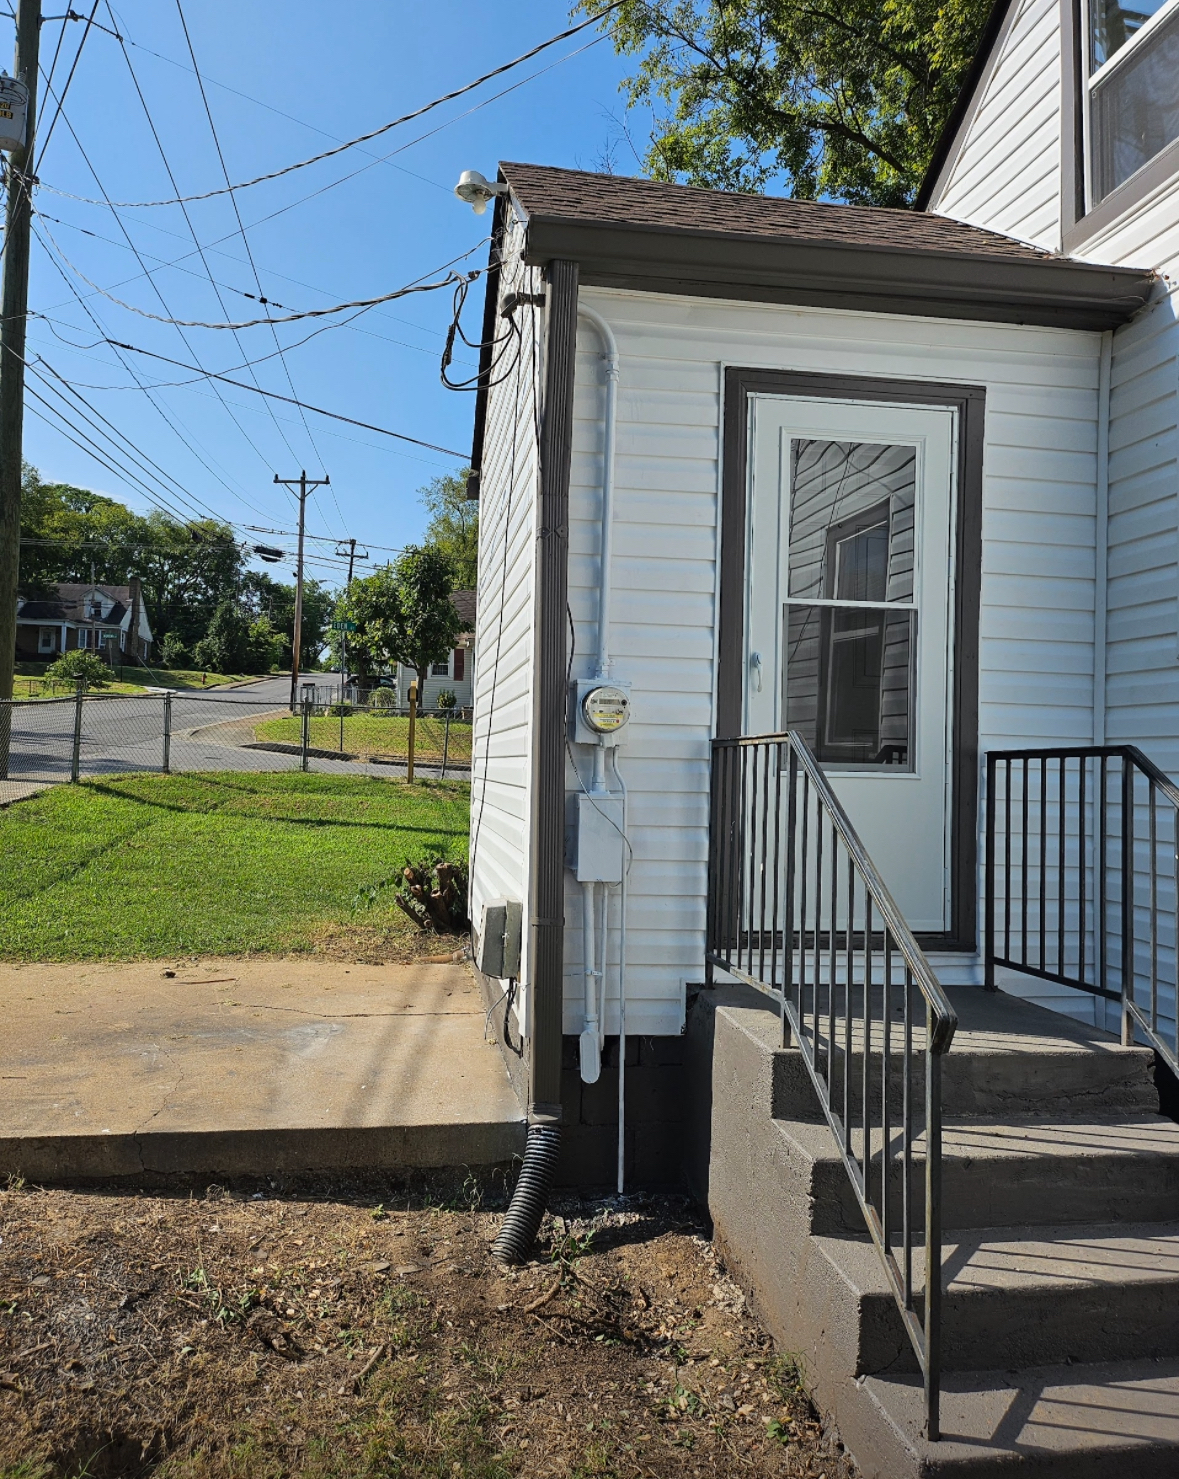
[
  {"left": 571, "top": 677, "right": 631, "bottom": 746},
  {"left": 582, "top": 684, "right": 629, "bottom": 734}
]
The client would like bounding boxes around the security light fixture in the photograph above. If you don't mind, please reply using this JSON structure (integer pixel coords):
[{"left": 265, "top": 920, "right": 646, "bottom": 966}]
[{"left": 454, "top": 169, "right": 507, "bottom": 215}]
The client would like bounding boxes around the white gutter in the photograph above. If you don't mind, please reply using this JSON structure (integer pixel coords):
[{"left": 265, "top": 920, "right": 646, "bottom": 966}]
[{"left": 1094, "top": 329, "right": 1113, "bottom": 746}]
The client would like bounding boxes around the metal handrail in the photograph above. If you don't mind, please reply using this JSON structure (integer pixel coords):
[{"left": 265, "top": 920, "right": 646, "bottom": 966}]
[
  {"left": 706, "top": 730, "right": 957, "bottom": 1440},
  {"left": 986, "top": 745, "right": 1179, "bottom": 1078}
]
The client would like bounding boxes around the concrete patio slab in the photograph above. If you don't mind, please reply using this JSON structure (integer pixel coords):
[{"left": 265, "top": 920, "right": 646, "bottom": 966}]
[{"left": 0, "top": 959, "right": 525, "bottom": 1182}]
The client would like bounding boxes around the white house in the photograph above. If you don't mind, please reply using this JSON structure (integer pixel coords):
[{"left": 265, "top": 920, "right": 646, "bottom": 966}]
[
  {"left": 463, "top": 99, "right": 1179, "bottom": 1469},
  {"left": 391, "top": 588, "right": 475, "bottom": 709},
  {"left": 14, "top": 579, "right": 153, "bottom": 664}
]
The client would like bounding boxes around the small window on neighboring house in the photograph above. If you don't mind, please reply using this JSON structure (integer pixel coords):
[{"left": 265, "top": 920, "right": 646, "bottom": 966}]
[
  {"left": 453, "top": 647, "right": 465, "bottom": 682},
  {"left": 1086, "top": 0, "right": 1179, "bottom": 204},
  {"left": 431, "top": 658, "right": 450, "bottom": 677},
  {"left": 38, "top": 627, "right": 54, "bottom": 653}
]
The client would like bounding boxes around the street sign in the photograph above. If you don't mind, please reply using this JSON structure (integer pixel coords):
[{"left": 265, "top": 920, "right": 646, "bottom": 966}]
[{"left": 330, "top": 620, "right": 357, "bottom": 633}]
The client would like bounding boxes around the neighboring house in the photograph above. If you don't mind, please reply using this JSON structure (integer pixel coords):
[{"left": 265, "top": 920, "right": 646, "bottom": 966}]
[
  {"left": 15, "top": 579, "right": 153, "bottom": 664},
  {"left": 392, "top": 588, "right": 475, "bottom": 709},
  {"left": 464, "top": 139, "right": 1179, "bottom": 1472}
]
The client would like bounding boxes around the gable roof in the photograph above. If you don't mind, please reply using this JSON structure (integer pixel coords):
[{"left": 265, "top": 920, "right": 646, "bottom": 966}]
[
  {"left": 915, "top": 0, "right": 1018, "bottom": 212},
  {"left": 499, "top": 160, "right": 1153, "bottom": 330},
  {"left": 450, "top": 588, "right": 476, "bottom": 634},
  {"left": 16, "top": 582, "right": 132, "bottom": 625}
]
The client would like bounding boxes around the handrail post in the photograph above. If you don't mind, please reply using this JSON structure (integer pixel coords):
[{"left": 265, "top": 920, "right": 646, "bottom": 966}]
[
  {"left": 984, "top": 751, "right": 996, "bottom": 991},
  {"left": 924, "top": 1031, "right": 943, "bottom": 1442},
  {"left": 782, "top": 738, "right": 798, "bottom": 1046},
  {"left": 1121, "top": 754, "right": 1134, "bottom": 1046},
  {"left": 162, "top": 691, "right": 172, "bottom": 775},
  {"left": 70, "top": 677, "right": 84, "bottom": 783}
]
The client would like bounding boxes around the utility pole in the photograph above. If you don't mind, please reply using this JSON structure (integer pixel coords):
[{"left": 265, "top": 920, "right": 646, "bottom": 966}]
[
  {"left": 0, "top": 0, "right": 41, "bottom": 766},
  {"left": 274, "top": 470, "right": 328, "bottom": 711},
  {"left": 334, "top": 536, "right": 367, "bottom": 703}
]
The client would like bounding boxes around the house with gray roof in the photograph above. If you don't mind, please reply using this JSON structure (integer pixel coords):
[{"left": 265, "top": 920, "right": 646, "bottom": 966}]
[
  {"left": 15, "top": 579, "right": 153, "bottom": 666},
  {"left": 461, "top": 117, "right": 1179, "bottom": 1474}
]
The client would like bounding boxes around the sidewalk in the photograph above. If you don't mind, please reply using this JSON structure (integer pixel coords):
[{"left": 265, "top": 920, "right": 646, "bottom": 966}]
[{"left": 0, "top": 959, "right": 524, "bottom": 1183}]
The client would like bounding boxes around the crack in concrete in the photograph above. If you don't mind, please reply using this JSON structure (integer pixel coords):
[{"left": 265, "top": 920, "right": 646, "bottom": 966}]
[
  {"left": 226, "top": 1001, "right": 479, "bottom": 1020},
  {"left": 131, "top": 1040, "right": 184, "bottom": 1173}
]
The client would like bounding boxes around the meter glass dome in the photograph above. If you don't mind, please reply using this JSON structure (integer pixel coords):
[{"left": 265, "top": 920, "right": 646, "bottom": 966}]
[{"left": 583, "top": 685, "right": 629, "bottom": 735}]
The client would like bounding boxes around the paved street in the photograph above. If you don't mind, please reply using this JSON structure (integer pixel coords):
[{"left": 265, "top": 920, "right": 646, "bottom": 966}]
[{"left": 4, "top": 675, "right": 467, "bottom": 783}]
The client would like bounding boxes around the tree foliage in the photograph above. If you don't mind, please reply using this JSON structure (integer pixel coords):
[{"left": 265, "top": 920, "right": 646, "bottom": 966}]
[
  {"left": 420, "top": 468, "right": 478, "bottom": 590},
  {"left": 191, "top": 602, "right": 280, "bottom": 675},
  {"left": 341, "top": 546, "right": 460, "bottom": 691},
  {"left": 583, "top": 0, "right": 992, "bottom": 205}
]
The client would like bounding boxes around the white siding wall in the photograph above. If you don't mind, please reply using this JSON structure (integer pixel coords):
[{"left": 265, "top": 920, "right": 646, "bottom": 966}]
[
  {"left": 932, "top": 0, "right": 1063, "bottom": 250},
  {"left": 469, "top": 216, "right": 543, "bottom": 1004},
  {"left": 563, "top": 285, "right": 1100, "bottom": 1035}
]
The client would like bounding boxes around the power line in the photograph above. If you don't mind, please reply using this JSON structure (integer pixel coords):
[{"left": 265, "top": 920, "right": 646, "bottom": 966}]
[
  {"left": 31, "top": 95, "right": 293, "bottom": 498},
  {"left": 38, "top": 5, "right": 621, "bottom": 208},
  {"left": 35, "top": 0, "right": 98, "bottom": 160},
  {"left": 38, "top": 216, "right": 478, "bottom": 328},
  {"left": 106, "top": 339, "right": 468, "bottom": 456}
]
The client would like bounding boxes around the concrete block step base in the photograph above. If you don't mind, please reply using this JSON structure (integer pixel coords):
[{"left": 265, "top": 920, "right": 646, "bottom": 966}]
[
  {"left": 785, "top": 1115, "right": 1179, "bottom": 1235},
  {"left": 814, "top": 1220, "right": 1179, "bottom": 1374},
  {"left": 843, "top": 1356, "right": 1179, "bottom": 1478}
]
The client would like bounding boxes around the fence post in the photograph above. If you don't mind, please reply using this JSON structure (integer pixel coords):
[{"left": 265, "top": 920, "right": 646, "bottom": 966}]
[
  {"left": 162, "top": 691, "right": 172, "bottom": 774},
  {"left": 70, "top": 677, "right": 84, "bottom": 783},
  {"left": 441, "top": 709, "right": 451, "bottom": 779},
  {"left": 407, "top": 680, "right": 417, "bottom": 783},
  {"left": 301, "top": 698, "right": 311, "bottom": 773}
]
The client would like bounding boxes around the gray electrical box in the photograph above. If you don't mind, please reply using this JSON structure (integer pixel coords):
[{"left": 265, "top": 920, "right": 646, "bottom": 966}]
[
  {"left": 565, "top": 793, "right": 625, "bottom": 884},
  {"left": 476, "top": 898, "right": 522, "bottom": 979}
]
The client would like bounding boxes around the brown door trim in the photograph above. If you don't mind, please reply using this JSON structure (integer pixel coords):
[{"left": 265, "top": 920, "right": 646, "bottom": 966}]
[{"left": 719, "top": 368, "right": 985, "bottom": 953}]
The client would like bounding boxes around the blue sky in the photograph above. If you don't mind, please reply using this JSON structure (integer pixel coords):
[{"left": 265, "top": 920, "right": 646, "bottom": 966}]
[{"left": 16, "top": 1, "right": 649, "bottom": 588}]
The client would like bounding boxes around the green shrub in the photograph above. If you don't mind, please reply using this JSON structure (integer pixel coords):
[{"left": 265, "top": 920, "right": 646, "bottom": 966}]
[
  {"left": 43, "top": 650, "right": 109, "bottom": 689},
  {"left": 160, "top": 631, "right": 189, "bottom": 668},
  {"left": 436, "top": 688, "right": 457, "bottom": 712},
  {"left": 369, "top": 687, "right": 397, "bottom": 711},
  {"left": 328, "top": 701, "right": 353, "bottom": 717}
]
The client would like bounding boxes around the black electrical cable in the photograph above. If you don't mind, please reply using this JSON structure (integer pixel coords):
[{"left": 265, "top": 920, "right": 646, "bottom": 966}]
[
  {"left": 105, "top": 340, "right": 468, "bottom": 457},
  {"left": 41, "top": 5, "right": 622, "bottom": 208},
  {"left": 35, "top": 0, "right": 99, "bottom": 161}
]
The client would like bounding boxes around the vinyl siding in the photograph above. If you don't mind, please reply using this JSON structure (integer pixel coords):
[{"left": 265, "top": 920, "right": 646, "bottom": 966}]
[
  {"left": 560, "top": 286, "right": 1101, "bottom": 1035},
  {"left": 468, "top": 215, "right": 542, "bottom": 1009},
  {"left": 932, "top": 0, "right": 1063, "bottom": 250}
]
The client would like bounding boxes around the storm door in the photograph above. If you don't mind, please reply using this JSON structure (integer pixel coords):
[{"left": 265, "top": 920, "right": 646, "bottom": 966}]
[{"left": 745, "top": 396, "right": 957, "bottom": 932}]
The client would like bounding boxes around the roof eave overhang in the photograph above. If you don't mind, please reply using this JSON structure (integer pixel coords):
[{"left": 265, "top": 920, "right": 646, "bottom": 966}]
[{"left": 522, "top": 218, "right": 1155, "bottom": 331}]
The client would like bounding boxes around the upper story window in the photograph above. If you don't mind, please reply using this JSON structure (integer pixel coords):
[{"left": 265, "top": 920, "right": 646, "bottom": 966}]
[{"left": 1086, "top": 0, "right": 1179, "bottom": 203}]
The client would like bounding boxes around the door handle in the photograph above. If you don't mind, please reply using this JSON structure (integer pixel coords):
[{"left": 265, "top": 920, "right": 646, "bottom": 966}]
[{"left": 749, "top": 650, "right": 763, "bottom": 692}]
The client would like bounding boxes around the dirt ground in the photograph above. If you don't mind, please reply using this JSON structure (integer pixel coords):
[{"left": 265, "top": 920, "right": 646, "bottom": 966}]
[{"left": 0, "top": 1182, "right": 856, "bottom": 1479}]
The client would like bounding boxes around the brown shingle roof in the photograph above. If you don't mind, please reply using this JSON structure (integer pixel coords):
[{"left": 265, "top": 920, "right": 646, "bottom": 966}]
[
  {"left": 450, "top": 589, "right": 476, "bottom": 634},
  {"left": 501, "top": 161, "right": 1051, "bottom": 263}
]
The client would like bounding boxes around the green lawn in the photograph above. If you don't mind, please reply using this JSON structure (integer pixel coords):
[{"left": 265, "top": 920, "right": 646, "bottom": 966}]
[
  {"left": 0, "top": 772, "right": 469, "bottom": 961},
  {"left": 255, "top": 712, "right": 473, "bottom": 764},
  {"left": 12, "top": 665, "right": 264, "bottom": 699}
]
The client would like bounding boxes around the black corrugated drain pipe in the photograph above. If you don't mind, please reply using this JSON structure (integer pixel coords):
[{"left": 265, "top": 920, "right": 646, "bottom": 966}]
[{"left": 491, "top": 1122, "right": 561, "bottom": 1263}]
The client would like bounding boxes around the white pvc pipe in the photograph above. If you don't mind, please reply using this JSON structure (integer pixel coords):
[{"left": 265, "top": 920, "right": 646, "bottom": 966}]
[
  {"left": 613, "top": 751, "right": 629, "bottom": 1196},
  {"left": 580, "top": 880, "right": 601, "bottom": 1083},
  {"left": 577, "top": 305, "right": 619, "bottom": 678}
]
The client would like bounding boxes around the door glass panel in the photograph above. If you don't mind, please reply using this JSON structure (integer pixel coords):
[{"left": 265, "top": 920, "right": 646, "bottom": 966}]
[{"left": 783, "top": 440, "right": 917, "bottom": 769}]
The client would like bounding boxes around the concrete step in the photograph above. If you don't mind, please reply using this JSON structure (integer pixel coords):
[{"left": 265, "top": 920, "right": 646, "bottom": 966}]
[
  {"left": 816, "top": 1221, "right": 1179, "bottom": 1374},
  {"left": 783, "top": 1114, "right": 1179, "bottom": 1236},
  {"left": 773, "top": 984, "right": 1157, "bottom": 1120},
  {"left": 844, "top": 1356, "right": 1179, "bottom": 1478}
]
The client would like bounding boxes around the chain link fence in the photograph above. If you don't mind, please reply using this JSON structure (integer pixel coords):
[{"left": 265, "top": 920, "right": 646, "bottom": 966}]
[{"left": 0, "top": 687, "right": 472, "bottom": 784}]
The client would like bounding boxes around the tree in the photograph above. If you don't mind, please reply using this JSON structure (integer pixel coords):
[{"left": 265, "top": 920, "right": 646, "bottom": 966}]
[
  {"left": 344, "top": 546, "right": 461, "bottom": 693},
  {"left": 420, "top": 467, "right": 478, "bottom": 589},
  {"left": 242, "top": 571, "right": 333, "bottom": 673},
  {"left": 192, "top": 602, "right": 281, "bottom": 675},
  {"left": 582, "top": 0, "right": 992, "bottom": 206}
]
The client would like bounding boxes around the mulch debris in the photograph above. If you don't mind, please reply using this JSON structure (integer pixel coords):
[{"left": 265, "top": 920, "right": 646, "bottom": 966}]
[{"left": 0, "top": 1180, "right": 856, "bottom": 1478}]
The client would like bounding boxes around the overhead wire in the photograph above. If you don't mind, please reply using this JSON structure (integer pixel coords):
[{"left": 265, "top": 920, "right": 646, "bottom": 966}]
[
  {"left": 104, "top": 339, "right": 468, "bottom": 457},
  {"left": 33, "top": 220, "right": 284, "bottom": 520},
  {"left": 35, "top": 0, "right": 99, "bottom": 161},
  {"left": 171, "top": 0, "right": 338, "bottom": 533},
  {"left": 33, "top": 92, "right": 295, "bottom": 503},
  {"left": 97, "top": 15, "right": 304, "bottom": 481},
  {"left": 37, "top": 5, "right": 621, "bottom": 208}
]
